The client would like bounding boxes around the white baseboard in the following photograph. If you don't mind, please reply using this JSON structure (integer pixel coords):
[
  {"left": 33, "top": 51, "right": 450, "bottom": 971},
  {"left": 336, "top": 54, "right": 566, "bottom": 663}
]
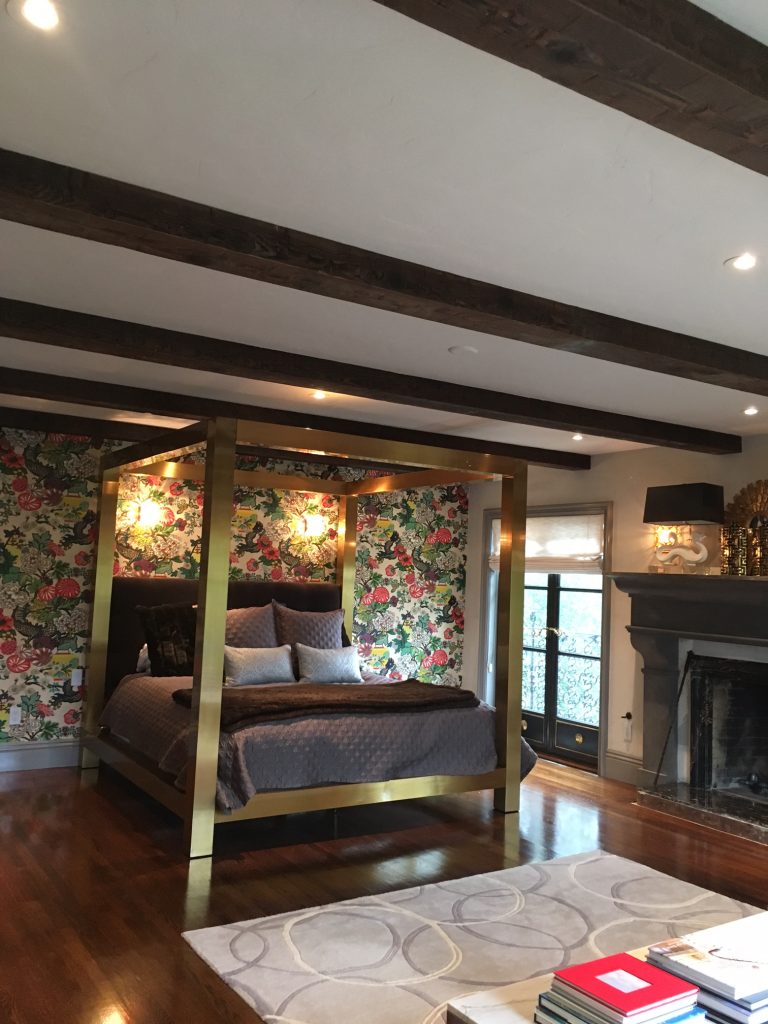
[
  {"left": 0, "top": 739, "right": 80, "bottom": 772},
  {"left": 602, "top": 750, "right": 643, "bottom": 786}
]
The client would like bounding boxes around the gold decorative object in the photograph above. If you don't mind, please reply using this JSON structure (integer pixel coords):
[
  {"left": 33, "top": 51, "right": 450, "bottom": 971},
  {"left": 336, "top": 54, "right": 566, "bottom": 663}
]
[
  {"left": 724, "top": 479, "right": 768, "bottom": 527},
  {"left": 720, "top": 524, "right": 747, "bottom": 576},
  {"left": 82, "top": 417, "right": 529, "bottom": 859},
  {"left": 723, "top": 480, "right": 768, "bottom": 576},
  {"left": 575, "top": 732, "right": 584, "bottom": 745}
]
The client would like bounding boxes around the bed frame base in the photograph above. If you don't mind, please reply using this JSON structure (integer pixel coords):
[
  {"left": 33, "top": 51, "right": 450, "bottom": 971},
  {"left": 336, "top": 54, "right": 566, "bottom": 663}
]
[
  {"left": 83, "top": 732, "right": 508, "bottom": 852},
  {"left": 217, "top": 769, "right": 507, "bottom": 823},
  {"left": 82, "top": 733, "right": 187, "bottom": 818}
]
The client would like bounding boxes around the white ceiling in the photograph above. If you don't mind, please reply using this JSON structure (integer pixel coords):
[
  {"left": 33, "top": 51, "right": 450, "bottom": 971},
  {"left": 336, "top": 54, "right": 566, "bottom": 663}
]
[{"left": 1, "top": 0, "right": 767, "bottom": 459}]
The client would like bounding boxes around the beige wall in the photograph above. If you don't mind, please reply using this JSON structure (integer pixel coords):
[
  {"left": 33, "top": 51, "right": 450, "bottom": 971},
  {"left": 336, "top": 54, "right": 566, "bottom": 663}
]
[{"left": 465, "top": 434, "right": 768, "bottom": 774}]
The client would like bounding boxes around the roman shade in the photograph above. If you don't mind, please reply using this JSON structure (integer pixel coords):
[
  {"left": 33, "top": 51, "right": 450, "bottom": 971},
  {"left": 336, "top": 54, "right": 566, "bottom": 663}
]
[{"left": 489, "top": 513, "right": 605, "bottom": 574}]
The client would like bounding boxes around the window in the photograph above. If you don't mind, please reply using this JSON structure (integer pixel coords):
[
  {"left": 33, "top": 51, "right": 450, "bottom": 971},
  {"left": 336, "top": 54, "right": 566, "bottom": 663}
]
[{"left": 482, "top": 506, "right": 610, "bottom": 767}]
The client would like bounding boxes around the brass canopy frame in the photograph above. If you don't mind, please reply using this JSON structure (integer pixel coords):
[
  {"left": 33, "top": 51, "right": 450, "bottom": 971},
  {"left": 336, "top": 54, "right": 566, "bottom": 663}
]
[{"left": 82, "top": 417, "right": 528, "bottom": 859}]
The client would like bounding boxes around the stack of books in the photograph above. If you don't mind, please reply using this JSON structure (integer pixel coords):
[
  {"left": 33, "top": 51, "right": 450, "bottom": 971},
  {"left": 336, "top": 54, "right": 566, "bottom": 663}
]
[
  {"left": 535, "top": 953, "right": 704, "bottom": 1024},
  {"left": 647, "top": 912, "right": 768, "bottom": 1024}
]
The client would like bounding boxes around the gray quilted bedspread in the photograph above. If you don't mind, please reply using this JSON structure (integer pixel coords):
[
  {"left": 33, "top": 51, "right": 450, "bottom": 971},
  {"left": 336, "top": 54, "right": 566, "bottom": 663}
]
[{"left": 100, "top": 674, "right": 536, "bottom": 812}]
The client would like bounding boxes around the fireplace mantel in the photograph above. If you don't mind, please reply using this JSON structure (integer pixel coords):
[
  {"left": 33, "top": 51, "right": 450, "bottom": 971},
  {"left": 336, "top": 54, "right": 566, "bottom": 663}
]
[
  {"left": 608, "top": 573, "right": 768, "bottom": 786},
  {"left": 610, "top": 573, "right": 768, "bottom": 648}
]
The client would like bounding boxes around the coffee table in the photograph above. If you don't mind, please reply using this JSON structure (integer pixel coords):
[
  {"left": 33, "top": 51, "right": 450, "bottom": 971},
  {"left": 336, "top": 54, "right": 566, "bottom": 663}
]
[{"left": 446, "top": 948, "right": 648, "bottom": 1024}]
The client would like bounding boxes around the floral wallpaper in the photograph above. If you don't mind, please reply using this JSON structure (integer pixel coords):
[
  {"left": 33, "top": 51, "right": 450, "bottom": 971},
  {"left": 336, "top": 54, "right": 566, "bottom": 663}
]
[
  {"left": 0, "top": 429, "right": 102, "bottom": 745},
  {"left": 115, "top": 460, "right": 341, "bottom": 582},
  {"left": 1, "top": 435, "right": 470, "bottom": 746},
  {"left": 116, "top": 459, "right": 468, "bottom": 684},
  {"left": 354, "top": 485, "right": 467, "bottom": 686}
]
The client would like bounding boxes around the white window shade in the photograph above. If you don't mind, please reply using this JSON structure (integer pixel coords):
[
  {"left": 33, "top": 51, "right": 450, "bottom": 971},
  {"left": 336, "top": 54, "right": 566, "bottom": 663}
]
[{"left": 489, "top": 513, "right": 604, "bottom": 574}]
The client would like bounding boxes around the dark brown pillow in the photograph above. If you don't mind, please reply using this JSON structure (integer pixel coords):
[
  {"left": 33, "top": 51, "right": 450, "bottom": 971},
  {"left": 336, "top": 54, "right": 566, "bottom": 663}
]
[
  {"left": 226, "top": 604, "right": 277, "bottom": 648},
  {"left": 136, "top": 603, "right": 197, "bottom": 676},
  {"left": 273, "top": 602, "right": 344, "bottom": 650}
]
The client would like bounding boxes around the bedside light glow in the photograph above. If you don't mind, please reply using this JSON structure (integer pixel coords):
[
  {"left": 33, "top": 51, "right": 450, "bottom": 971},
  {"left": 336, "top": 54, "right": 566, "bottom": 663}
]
[{"left": 296, "top": 513, "right": 326, "bottom": 537}]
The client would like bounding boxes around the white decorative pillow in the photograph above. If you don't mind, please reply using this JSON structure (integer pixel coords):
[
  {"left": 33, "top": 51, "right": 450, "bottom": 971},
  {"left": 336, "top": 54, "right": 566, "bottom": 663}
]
[
  {"left": 136, "top": 644, "right": 151, "bottom": 673},
  {"left": 223, "top": 644, "right": 296, "bottom": 687},
  {"left": 296, "top": 643, "right": 363, "bottom": 684}
]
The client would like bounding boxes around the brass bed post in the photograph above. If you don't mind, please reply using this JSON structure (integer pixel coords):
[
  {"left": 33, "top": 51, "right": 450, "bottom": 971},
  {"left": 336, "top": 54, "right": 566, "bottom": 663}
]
[
  {"left": 80, "top": 465, "right": 120, "bottom": 769},
  {"left": 494, "top": 464, "right": 528, "bottom": 814},
  {"left": 336, "top": 494, "right": 359, "bottom": 641},
  {"left": 183, "top": 417, "right": 237, "bottom": 859}
]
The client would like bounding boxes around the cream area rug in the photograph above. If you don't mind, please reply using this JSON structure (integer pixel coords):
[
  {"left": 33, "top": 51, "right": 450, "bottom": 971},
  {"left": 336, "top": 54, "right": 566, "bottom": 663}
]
[{"left": 183, "top": 851, "right": 758, "bottom": 1024}]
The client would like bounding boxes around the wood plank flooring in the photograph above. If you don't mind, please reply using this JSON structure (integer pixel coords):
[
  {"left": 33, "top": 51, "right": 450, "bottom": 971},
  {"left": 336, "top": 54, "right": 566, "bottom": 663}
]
[{"left": 0, "top": 760, "right": 765, "bottom": 1024}]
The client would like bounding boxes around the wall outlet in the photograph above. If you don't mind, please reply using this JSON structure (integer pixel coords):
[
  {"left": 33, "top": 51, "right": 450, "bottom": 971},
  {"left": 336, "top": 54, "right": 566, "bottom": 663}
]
[
  {"left": 8, "top": 706, "right": 22, "bottom": 726},
  {"left": 71, "top": 668, "right": 84, "bottom": 688}
]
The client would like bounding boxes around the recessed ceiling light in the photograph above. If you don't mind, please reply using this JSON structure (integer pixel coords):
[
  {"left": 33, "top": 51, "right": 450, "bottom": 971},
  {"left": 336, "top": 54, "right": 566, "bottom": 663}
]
[
  {"left": 744, "top": 406, "right": 759, "bottom": 416},
  {"left": 312, "top": 390, "right": 327, "bottom": 401},
  {"left": 448, "top": 345, "right": 479, "bottom": 356},
  {"left": 572, "top": 433, "right": 584, "bottom": 441},
  {"left": 7, "top": 0, "right": 59, "bottom": 29},
  {"left": 724, "top": 252, "right": 757, "bottom": 271}
]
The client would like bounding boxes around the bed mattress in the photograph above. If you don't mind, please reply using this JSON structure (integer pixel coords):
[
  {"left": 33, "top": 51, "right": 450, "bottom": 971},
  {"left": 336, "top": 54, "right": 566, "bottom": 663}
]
[{"left": 99, "top": 674, "right": 529, "bottom": 813}]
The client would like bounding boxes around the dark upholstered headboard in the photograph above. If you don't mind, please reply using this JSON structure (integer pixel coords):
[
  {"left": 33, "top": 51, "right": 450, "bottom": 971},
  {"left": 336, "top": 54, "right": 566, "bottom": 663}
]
[{"left": 104, "top": 577, "right": 343, "bottom": 696}]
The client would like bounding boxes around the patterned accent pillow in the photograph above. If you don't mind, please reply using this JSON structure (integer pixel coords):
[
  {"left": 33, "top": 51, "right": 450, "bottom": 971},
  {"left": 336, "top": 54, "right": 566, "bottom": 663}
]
[
  {"left": 296, "top": 643, "right": 363, "bottom": 684},
  {"left": 226, "top": 604, "right": 277, "bottom": 648},
  {"left": 224, "top": 645, "right": 295, "bottom": 686},
  {"left": 273, "top": 603, "right": 345, "bottom": 650},
  {"left": 136, "top": 603, "right": 197, "bottom": 676}
]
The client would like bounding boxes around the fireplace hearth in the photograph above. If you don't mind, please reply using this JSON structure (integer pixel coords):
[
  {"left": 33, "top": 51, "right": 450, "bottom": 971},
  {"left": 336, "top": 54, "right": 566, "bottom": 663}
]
[{"left": 610, "top": 574, "right": 768, "bottom": 842}]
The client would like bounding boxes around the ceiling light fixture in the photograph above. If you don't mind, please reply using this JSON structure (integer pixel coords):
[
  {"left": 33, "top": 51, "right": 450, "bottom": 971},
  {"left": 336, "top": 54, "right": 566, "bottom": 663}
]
[
  {"left": 448, "top": 345, "right": 479, "bottom": 356},
  {"left": 744, "top": 406, "right": 759, "bottom": 416},
  {"left": 724, "top": 252, "right": 757, "bottom": 271},
  {"left": 12, "top": 0, "right": 59, "bottom": 29},
  {"left": 312, "top": 390, "right": 327, "bottom": 400},
  {"left": 572, "top": 433, "right": 584, "bottom": 441}
]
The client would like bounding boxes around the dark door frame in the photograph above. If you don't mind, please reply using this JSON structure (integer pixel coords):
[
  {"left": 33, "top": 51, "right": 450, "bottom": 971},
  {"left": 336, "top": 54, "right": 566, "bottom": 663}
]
[{"left": 479, "top": 502, "right": 613, "bottom": 775}]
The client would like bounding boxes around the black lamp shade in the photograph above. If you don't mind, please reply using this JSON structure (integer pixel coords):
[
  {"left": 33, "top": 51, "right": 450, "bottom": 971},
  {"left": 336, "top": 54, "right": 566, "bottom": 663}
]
[{"left": 643, "top": 483, "right": 724, "bottom": 525}]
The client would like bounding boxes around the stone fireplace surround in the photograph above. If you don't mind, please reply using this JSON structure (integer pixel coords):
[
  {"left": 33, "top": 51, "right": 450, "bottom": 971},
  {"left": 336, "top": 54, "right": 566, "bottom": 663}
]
[{"left": 610, "top": 573, "right": 768, "bottom": 842}]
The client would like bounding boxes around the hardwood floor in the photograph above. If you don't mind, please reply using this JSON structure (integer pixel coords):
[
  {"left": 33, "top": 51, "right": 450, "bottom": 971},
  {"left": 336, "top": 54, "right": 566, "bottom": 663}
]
[{"left": 0, "top": 760, "right": 765, "bottom": 1024}]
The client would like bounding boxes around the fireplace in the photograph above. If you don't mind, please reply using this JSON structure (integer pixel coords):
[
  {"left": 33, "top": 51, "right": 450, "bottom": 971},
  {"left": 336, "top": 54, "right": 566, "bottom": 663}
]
[
  {"left": 610, "top": 574, "right": 768, "bottom": 842},
  {"left": 688, "top": 655, "right": 768, "bottom": 806}
]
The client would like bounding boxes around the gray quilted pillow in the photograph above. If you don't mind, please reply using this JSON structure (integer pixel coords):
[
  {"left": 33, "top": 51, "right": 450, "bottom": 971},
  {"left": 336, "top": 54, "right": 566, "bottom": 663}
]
[
  {"left": 296, "top": 643, "right": 363, "bottom": 684},
  {"left": 223, "top": 645, "right": 296, "bottom": 686},
  {"left": 226, "top": 604, "right": 277, "bottom": 648},
  {"left": 273, "top": 603, "right": 344, "bottom": 650}
]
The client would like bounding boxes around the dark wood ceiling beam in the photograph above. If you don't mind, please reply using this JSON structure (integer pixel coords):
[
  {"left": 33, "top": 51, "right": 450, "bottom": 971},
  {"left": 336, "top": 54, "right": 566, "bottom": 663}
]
[
  {"left": 0, "top": 151, "right": 760, "bottom": 417},
  {"left": 0, "top": 297, "right": 740, "bottom": 454},
  {"left": 375, "top": 0, "right": 768, "bottom": 177},
  {"left": 0, "top": 405, "right": 163, "bottom": 442},
  {"left": 0, "top": 366, "right": 592, "bottom": 471}
]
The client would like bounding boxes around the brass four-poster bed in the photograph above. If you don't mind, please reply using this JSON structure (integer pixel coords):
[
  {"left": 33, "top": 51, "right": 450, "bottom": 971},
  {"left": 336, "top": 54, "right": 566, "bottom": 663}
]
[{"left": 80, "top": 417, "right": 529, "bottom": 859}]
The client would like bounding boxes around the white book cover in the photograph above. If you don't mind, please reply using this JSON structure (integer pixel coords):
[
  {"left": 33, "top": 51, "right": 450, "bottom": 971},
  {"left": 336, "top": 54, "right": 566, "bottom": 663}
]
[{"left": 649, "top": 913, "right": 768, "bottom": 1000}]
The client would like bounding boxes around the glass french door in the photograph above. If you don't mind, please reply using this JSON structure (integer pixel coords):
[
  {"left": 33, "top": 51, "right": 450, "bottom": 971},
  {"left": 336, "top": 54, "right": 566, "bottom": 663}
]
[{"left": 521, "top": 572, "right": 602, "bottom": 765}]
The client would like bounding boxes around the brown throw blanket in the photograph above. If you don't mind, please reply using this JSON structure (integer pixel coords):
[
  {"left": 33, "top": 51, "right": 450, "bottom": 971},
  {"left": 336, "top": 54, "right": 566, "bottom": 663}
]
[{"left": 172, "top": 680, "right": 479, "bottom": 733}]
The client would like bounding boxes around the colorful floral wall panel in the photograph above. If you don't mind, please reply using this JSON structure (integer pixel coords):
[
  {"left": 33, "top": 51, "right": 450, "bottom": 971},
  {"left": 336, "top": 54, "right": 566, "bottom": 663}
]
[
  {"left": 115, "top": 457, "right": 342, "bottom": 581},
  {"left": 1, "top": 436, "right": 471, "bottom": 746},
  {"left": 0, "top": 429, "right": 102, "bottom": 744},
  {"left": 354, "top": 485, "right": 467, "bottom": 686}
]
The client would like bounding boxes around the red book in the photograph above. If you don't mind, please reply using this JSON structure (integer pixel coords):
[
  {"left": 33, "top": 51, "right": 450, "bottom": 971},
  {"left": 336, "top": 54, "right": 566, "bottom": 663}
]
[{"left": 552, "top": 954, "right": 699, "bottom": 1022}]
